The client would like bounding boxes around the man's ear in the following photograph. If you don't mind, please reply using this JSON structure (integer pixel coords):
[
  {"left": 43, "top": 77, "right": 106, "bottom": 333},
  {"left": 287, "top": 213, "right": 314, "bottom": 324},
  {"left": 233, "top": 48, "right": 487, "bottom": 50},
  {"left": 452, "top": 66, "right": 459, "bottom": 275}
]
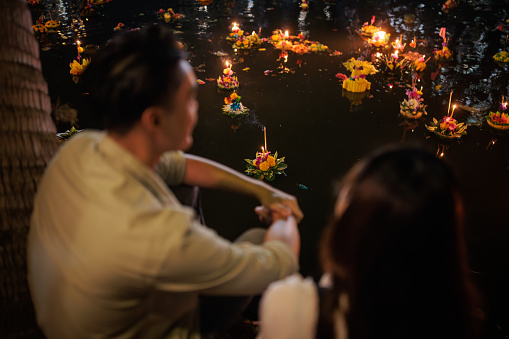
[{"left": 140, "top": 106, "right": 163, "bottom": 132}]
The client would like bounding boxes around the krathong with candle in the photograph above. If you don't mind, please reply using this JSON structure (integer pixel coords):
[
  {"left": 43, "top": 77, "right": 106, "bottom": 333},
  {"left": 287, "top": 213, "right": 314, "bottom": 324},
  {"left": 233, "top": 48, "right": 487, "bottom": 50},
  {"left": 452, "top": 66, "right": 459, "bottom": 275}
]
[
  {"left": 486, "top": 97, "right": 509, "bottom": 130},
  {"left": 392, "top": 36, "right": 406, "bottom": 51},
  {"left": 157, "top": 8, "right": 183, "bottom": 23},
  {"left": 400, "top": 82, "right": 427, "bottom": 119},
  {"left": 217, "top": 61, "right": 239, "bottom": 90},
  {"left": 227, "top": 23, "right": 244, "bottom": 42},
  {"left": 434, "top": 27, "right": 452, "bottom": 63},
  {"left": 375, "top": 52, "right": 411, "bottom": 74},
  {"left": 270, "top": 29, "right": 328, "bottom": 54},
  {"left": 367, "top": 30, "right": 390, "bottom": 48},
  {"left": 426, "top": 99, "right": 467, "bottom": 138},
  {"left": 342, "top": 58, "right": 378, "bottom": 92},
  {"left": 402, "top": 51, "right": 430, "bottom": 72},
  {"left": 231, "top": 31, "right": 262, "bottom": 50},
  {"left": 222, "top": 91, "right": 249, "bottom": 117},
  {"left": 245, "top": 129, "right": 287, "bottom": 181},
  {"left": 360, "top": 16, "right": 382, "bottom": 38}
]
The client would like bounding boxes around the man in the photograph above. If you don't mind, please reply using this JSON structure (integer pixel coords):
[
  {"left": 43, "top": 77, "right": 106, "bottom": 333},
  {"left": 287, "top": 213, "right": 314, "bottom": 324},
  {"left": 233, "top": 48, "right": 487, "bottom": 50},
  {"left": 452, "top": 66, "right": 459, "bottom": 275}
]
[{"left": 28, "top": 25, "right": 302, "bottom": 339}]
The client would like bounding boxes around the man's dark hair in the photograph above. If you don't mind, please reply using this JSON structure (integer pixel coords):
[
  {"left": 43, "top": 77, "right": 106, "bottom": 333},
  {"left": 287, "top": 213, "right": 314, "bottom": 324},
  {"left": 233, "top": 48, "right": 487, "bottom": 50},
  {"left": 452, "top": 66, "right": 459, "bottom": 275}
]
[{"left": 82, "top": 24, "right": 185, "bottom": 134}]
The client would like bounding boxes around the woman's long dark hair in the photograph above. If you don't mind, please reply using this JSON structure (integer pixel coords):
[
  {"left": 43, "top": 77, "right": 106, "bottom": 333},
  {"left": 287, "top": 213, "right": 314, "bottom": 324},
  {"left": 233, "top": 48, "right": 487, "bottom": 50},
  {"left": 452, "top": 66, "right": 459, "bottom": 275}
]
[{"left": 319, "top": 145, "right": 479, "bottom": 339}]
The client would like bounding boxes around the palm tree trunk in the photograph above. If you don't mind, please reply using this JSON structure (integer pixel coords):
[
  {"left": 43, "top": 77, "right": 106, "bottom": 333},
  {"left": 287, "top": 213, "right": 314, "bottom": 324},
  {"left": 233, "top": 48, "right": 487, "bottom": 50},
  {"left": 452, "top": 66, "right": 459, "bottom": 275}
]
[{"left": 0, "top": 0, "right": 59, "bottom": 337}]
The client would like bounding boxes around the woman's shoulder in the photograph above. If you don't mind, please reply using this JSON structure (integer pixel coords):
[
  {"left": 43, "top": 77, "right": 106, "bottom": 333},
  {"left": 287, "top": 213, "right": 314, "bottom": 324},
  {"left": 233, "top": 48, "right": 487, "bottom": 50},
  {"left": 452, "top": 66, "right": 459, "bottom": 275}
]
[{"left": 257, "top": 274, "right": 319, "bottom": 339}]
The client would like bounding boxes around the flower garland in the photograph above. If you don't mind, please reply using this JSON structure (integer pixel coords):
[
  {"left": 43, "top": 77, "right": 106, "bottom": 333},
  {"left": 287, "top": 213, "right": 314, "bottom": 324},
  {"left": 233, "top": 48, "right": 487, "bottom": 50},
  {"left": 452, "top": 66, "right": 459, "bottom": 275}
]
[
  {"left": 245, "top": 151, "right": 287, "bottom": 181},
  {"left": 222, "top": 91, "right": 249, "bottom": 117}
]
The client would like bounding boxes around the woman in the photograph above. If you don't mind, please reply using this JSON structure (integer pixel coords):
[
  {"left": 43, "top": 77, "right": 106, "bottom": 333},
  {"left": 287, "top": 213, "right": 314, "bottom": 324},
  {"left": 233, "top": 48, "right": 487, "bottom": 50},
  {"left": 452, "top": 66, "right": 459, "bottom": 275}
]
[{"left": 257, "top": 145, "right": 480, "bottom": 339}]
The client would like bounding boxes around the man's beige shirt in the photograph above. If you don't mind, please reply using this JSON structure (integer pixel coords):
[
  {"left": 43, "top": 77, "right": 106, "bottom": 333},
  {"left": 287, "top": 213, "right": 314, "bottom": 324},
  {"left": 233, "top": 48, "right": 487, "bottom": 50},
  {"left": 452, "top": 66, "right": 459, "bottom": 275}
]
[{"left": 28, "top": 131, "right": 298, "bottom": 339}]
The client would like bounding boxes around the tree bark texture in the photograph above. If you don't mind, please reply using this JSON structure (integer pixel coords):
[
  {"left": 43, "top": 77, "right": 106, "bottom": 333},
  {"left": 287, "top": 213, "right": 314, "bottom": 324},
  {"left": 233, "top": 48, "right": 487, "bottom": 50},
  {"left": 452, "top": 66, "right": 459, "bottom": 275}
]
[{"left": 0, "top": 0, "right": 59, "bottom": 337}]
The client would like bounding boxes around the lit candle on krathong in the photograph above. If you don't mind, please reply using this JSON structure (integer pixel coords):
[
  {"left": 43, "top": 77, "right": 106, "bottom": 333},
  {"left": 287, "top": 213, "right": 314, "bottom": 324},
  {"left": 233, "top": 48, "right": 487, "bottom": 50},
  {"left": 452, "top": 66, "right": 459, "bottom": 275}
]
[
  {"left": 77, "top": 40, "right": 82, "bottom": 62},
  {"left": 392, "top": 50, "right": 399, "bottom": 60},
  {"left": 284, "top": 30, "right": 289, "bottom": 39},
  {"left": 410, "top": 36, "right": 416, "bottom": 48},
  {"left": 259, "top": 27, "right": 262, "bottom": 36},
  {"left": 264, "top": 126, "right": 267, "bottom": 151},
  {"left": 232, "top": 22, "right": 239, "bottom": 33},
  {"left": 225, "top": 61, "right": 231, "bottom": 71},
  {"left": 252, "top": 31, "right": 256, "bottom": 36},
  {"left": 502, "top": 96, "right": 507, "bottom": 111},
  {"left": 447, "top": 91, "right": 453, "bottom": 116},
  {"left": 450, "top": 104, "right": 457, "bottom": 118}
]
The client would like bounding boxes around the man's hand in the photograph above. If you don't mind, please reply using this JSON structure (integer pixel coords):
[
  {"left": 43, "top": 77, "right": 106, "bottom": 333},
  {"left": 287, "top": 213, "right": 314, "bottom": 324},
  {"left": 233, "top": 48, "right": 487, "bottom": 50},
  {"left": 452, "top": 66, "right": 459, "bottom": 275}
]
[{"left": 256, "top": 189, "right": 303, "bottom": 223}]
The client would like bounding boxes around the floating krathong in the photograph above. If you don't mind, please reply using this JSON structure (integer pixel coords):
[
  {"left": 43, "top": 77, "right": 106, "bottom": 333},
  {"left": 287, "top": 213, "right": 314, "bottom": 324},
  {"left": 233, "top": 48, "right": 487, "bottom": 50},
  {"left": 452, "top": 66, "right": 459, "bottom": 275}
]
[
  {"left": 426, "top": 95, "right": 467, "bottom": 138},
  {"left": 434, "top": 27, "right": 452, "bottom": 63},
  {"left": 244, "top": 128, "right": 287, "bottom": 181},
  {"left": 359, "top": 16, "right": 382, "bottom": 39},
  {"left": 400, "top": 83, "right": 427, "bottom": 119},
  {"left": 486, "top": 97, "right": 509, "bottom": 130},
  {"left": 217, "top": 61, "right": 239, "bottom": 90},
  {"left": 157, "top": 8, "right": 183, "bottom": 23},
  {"left": 222, "top": 91, "right": 249, "bottom": 117},
  {"left": 342, "top": 58, "right": 378, "bottom": 93},
  {"left": 367, "top": 30, "right": 390, "bottom": 48},
  {"left": 426, "top": 115, "right": 467, "bottom": 139}
]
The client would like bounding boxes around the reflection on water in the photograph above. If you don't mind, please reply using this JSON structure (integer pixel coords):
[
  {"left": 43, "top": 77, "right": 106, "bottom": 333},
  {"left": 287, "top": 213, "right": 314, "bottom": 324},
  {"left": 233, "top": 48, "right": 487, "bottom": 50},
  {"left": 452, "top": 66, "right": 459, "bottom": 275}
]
[{"left": 31, "top": 0, "right": 509, "bottom": 336}]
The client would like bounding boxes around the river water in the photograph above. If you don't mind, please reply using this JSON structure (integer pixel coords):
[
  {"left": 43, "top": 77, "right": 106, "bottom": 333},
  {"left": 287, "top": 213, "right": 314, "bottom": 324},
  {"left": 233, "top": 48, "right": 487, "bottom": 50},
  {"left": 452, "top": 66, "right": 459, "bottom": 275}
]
[{"left": 32, "top": 0, "right": 509, "bottom": 336}]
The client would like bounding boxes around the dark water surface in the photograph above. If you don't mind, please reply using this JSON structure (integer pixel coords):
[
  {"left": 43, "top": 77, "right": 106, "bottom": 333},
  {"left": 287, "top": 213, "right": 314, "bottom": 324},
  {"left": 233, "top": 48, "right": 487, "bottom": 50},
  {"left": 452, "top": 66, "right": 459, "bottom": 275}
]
[{"left": 33, "top": 0, "right": 509, "bottom": 335}]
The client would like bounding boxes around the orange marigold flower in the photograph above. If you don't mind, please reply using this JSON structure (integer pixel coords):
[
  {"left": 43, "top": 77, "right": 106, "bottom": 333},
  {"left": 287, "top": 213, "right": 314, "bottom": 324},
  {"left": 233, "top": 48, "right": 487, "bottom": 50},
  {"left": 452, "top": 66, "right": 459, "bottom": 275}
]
[
  {"left": 259, "top": 161, "right": 269, "bottom": 171},
  {"left": 267, "top": 156, "right": 276, "bottom": 167}
]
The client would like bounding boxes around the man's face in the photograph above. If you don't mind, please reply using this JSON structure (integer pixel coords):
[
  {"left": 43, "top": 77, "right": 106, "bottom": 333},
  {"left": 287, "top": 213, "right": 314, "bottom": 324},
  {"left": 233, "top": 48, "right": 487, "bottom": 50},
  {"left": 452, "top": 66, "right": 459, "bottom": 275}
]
[{"left": 160, "top": 60, "right": 199, "bottom": 151}]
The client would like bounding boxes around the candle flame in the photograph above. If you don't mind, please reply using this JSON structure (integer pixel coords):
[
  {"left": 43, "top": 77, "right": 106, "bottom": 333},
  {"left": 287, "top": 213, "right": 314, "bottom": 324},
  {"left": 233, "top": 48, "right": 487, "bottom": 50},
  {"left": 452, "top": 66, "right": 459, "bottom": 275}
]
[
  {"left": 226, "top": 61, "right": 229, "bottom": 68},
  {"left": 284, "top": 30, "right": 289, "bottom": 37},
  {"left": 252, "top": 31, "right": 255, "bottom": 36}
]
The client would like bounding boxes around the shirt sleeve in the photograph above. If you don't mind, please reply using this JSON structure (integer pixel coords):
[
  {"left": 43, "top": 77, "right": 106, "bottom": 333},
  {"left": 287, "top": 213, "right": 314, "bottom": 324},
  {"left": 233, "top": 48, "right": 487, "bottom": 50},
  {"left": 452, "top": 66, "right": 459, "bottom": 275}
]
[
  {"left": 156, "top": 151, "right": 186, "bottom": 186},
  {"left": 149, "top": 212, "right": 299, "bottom": 296}
]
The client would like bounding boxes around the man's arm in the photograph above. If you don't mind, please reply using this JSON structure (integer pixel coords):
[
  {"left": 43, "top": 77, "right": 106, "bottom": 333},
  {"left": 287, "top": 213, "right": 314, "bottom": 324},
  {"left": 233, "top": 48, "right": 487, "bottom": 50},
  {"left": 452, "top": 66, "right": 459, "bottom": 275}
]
[{"left": 183, "top": 154, "right": 303, "bottom": 222}]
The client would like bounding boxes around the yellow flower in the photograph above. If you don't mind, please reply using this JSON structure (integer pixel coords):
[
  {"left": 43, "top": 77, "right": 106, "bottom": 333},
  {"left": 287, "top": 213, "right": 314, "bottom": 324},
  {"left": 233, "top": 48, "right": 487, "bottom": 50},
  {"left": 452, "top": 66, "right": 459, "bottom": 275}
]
[
  {"left": 243, "top": 40, "right": 249, "bottom": 46},
  {"left": 267, "top": 156, "right": 276, "bottom": 167},
  {"left": 230, "top": 91, "right": 238, "bottom": 100},
  {"left": 238, "top": 30, "right": 244, "bottom": 36},
  {"left": 236, "top": 40, "right": 242, "bottom": 46},
  {"left": 259, "top": 161, "right": 269, "bottom": 171},
  {"left": 69, "top": 58, "right": 90, "bottom": 76},
  {"left": 78, "top": 47, "right": 84, "bottom": 53}
]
